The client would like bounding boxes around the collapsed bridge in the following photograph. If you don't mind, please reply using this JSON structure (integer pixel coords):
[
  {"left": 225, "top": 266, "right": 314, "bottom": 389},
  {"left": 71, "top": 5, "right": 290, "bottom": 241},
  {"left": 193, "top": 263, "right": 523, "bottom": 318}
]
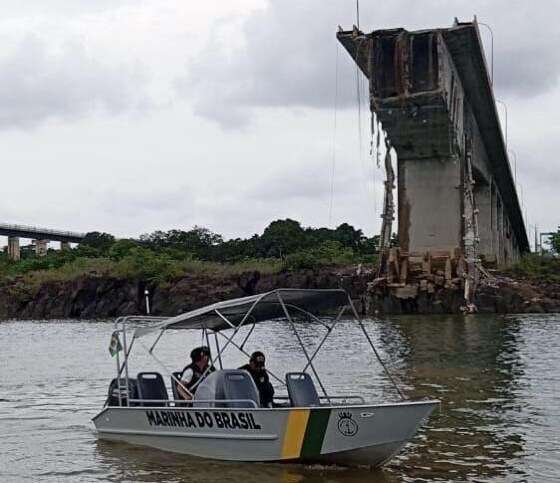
[{"left": 337, "top": 18, "right": 529, "bottom": 308}]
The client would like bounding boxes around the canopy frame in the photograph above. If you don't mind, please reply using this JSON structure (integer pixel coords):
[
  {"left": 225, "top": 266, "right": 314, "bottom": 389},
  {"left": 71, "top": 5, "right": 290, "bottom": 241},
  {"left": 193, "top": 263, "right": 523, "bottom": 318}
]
[
  {"left": 276, "top": 292, "right": 332, "bottom": 404},
  {"left": 110, "top": 289, "right": 406, "bottom": 407}
]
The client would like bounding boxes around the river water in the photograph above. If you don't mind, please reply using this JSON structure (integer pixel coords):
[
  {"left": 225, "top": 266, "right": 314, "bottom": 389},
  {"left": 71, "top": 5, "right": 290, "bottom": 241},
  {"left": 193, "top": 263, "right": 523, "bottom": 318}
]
[{"left": 1, "top": 314, "right": 559, "bottom": 482}]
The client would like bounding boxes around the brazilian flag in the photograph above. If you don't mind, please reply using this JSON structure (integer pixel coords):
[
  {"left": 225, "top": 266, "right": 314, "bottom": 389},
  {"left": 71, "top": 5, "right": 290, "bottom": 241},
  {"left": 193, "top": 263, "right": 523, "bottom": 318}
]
[{"left": 108, "top": 331, "right": 123, "bottom": 357}]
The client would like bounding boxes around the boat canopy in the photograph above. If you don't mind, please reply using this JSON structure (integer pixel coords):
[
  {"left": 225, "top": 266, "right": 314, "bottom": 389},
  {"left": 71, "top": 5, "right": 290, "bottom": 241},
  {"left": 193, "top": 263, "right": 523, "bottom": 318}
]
[{"left": 134, "top": 289, "right": 350, "bottom": 339}]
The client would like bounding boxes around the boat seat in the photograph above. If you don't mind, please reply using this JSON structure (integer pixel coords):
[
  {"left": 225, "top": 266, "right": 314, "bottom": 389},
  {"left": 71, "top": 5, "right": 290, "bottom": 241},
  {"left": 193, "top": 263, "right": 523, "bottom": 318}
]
[
  {"left": 286, "top": 372, "right": 321, "bottom": 407},
  {"left": 193, "top": 369, "right": 260, "bottom": 408},
  {"left": 222, "top": 370, "right": 260, "bottom": 408},
  {"left": 136, "top": 372, "right": 169, "bottom": 406},
  {"left": 106, "top": 377, "right": 138, "bottom": 407}
]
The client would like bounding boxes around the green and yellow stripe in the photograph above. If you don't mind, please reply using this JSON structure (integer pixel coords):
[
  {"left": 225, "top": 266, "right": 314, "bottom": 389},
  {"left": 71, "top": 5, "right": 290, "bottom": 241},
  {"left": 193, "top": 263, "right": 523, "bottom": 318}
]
[{"left": 281, "top": 408, "right": 331, "bottom": 460}]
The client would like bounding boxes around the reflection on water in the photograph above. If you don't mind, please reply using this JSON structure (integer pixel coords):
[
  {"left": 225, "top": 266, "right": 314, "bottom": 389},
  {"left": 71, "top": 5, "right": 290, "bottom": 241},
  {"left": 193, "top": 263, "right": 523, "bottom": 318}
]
[
  {"left": 94, "top": 439, "right": 392, "bottom": 483},
  {"left": 385, "top": 315, "right": 531, "bottom": 482},
  {"left": 0, "top": 315, "right": 559, "bottom": 482}
]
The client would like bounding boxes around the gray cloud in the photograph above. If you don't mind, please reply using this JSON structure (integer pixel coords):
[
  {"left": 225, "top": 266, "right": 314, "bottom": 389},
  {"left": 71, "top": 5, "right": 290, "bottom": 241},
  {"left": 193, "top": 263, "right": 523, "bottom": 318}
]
[
  {"left": 2, "top": 0, "right": 141, "bottom": 16},
  {"left": 246, "top": 156, "right": 359, "bottom": 202},
  {"left": 97, "top": 186, "right": 195, "bottom": 218},
  {"left": 0, "top": 35, "right": 150, "bottom": 129},
  {"left": 494, "top": 43, "right": 560, "bottom": 96},
  {"left": 181, "top": 0, "right": 560, "bottom": 126},
  {"left": 178, "top": 1, "right": 357, "bottom": 128}
]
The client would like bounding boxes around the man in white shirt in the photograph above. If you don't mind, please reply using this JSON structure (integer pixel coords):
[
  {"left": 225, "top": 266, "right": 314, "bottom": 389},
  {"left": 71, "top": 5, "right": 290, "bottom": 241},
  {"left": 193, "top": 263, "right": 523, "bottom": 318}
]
[{"left": 177, "top": 346, "right": 213, "bottom": 400}]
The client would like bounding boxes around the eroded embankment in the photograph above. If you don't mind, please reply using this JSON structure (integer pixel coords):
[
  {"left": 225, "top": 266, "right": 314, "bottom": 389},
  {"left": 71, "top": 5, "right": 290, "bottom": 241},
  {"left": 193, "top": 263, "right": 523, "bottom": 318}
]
[
  {"left": 0, "top": 268, "right": 368, "bottom": 320},
  {"left": 1, "top": 267, "right": 559, "bottom": 319},
  {"left": 368, "top": 273, "right": 560, "bottom": 315}
]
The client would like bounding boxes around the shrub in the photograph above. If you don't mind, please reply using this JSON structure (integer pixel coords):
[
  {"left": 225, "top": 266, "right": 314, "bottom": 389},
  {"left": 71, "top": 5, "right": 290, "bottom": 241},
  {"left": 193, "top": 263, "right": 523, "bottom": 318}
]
[
  {"left": 108, "top": 239, "right": 141, "bottom": 260},
  {"left": 284, "top": 241, "right": 356, "bottom": 271},
  {"left": 508, "top": 254, "right": 560, "bottom": 282}
]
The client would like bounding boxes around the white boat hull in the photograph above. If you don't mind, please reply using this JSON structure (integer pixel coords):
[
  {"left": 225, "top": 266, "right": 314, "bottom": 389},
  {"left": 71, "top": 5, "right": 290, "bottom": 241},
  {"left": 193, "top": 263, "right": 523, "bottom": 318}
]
[{"left": 93, "top": 400, "right": 438, "bottom": 466}]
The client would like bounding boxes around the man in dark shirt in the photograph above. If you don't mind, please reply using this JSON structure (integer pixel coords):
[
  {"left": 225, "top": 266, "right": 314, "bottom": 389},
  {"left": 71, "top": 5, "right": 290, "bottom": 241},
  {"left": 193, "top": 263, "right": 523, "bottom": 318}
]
[{"left": 240, "top": 351, "right": 274, "bottom": 408}]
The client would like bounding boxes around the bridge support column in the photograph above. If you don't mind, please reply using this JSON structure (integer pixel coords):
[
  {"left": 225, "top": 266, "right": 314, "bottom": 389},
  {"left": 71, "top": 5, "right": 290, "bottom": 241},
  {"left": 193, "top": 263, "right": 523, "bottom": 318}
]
[
  {"left": 496, "top": 198, "right": 505, "bottom": 266},
  {"left": 60, "top": 241, "right": 71, "bottom": 251},
  {"left": 398, "top": 157, "right": 462, "bottom": 254},
  {"left": 475, "top": 182, "right": 495, "bottom": 265},
  {"left": 34, "top": 240, "right": 49, "bottom": 257},
  {"left": 7, "top": 236, "right": 20, "bottom": 261}
]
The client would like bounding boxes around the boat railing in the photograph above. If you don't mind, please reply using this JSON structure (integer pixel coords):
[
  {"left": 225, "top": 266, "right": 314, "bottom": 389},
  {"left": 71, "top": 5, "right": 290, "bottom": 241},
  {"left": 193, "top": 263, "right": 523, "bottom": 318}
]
[
  {"left": 125, "top": 398, "right": 259, "bottom": 408},
  {"left": 114, "top": 396, "right": 364, "bottom": 408},
  {"left": 273, "top": 395, "right": 366, "bottom": 405},
  {"left": 321, "top": 395, "right": 365, "bottom": 404}
]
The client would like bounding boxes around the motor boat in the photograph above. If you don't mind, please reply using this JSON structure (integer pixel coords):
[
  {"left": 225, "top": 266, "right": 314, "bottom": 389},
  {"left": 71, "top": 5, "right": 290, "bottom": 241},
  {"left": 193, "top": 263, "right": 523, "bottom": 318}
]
[{"left": 92, "top": 288, "right": 438, "bottom": 466}]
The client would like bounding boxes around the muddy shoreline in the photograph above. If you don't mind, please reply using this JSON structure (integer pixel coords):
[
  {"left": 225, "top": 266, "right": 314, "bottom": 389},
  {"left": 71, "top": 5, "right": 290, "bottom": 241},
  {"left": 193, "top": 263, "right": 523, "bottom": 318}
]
[{"left": 0, "top": 267, "right": 558, "bottom": 320}]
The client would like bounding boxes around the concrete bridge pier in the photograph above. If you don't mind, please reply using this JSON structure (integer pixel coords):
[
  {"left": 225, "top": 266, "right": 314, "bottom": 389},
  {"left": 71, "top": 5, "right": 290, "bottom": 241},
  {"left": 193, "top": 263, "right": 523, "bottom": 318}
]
[
  {"left": 60, "top": 241, "right": 71, "bottom": 251},
  {"left": 474, "top": 181, "right": 493, "bottom": 263},
  {"left": 474, "top": 178, "right": 520, "bottom": 266},
  {"left": 34, "top": 240, "right": 48, "bottom": 257},
  {"left": 7, "top": 236, "right": 20, "bottom": 261}
]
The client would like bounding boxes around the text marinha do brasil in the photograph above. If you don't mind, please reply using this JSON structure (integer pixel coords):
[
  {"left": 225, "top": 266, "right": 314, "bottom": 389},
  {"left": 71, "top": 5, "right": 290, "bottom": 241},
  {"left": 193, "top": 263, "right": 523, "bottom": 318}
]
[{"left": 146, "top": 410, "right": 262, "bottom": 430}]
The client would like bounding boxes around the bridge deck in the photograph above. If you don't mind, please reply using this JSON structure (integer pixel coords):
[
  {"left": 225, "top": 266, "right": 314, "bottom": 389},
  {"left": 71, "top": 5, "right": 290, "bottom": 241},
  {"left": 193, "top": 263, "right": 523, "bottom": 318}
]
[{"left": 0, "top": 223, "right": 86, "bottom": 243}]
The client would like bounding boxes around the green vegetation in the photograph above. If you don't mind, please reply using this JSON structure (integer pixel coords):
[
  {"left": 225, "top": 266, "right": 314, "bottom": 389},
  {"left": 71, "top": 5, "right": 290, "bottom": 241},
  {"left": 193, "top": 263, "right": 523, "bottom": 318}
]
[
  {"left": 551, "top": 228, "right": 560, "bottom": 254},
  {"left": 507, "top": 253, "right": 560, "bottom": 283},
  {"left": 0, "top": 219, "right": 378, "bottom": 287},
  {"left": 505, "top": 226, "right": 560, "bottom": 282}
]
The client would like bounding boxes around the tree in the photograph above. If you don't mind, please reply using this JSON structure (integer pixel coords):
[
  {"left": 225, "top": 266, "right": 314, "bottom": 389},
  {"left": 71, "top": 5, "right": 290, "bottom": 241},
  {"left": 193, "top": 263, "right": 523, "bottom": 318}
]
[
  {"left": 551, "top": 228, "right": 560, "bottom": 254},
  {"left": 139, "top": 230, "right": 168, "bottom": 248},
  {"left": 305, "top": 227, "right": 335, "bottom": 245},
  {"left": 109, "top": 239, "right": 140, "bottom": 260},
  {"left": 359, "top": 235, "right": 379, "bottom": 255},
  {"left": 260, "top": 219, "right": 307, "bottom": 257},
  {"left": 333, "top": 223, "right": 364, "bottom": 250},
  {"left": 139, "top": 226, "right": 223, "bottom": 259},
  {"left": 211, "top": 237, "right": 260, "bottom": 262},
  {"left": 82, "top": 232, "right": 115, "bottom": 254}
]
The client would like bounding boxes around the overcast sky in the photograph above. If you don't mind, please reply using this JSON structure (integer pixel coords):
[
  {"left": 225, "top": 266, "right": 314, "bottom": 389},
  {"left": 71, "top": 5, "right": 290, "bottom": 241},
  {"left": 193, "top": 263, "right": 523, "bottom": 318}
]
[{"left": 1, "top": 0, "right": 558, "bottom": 245}]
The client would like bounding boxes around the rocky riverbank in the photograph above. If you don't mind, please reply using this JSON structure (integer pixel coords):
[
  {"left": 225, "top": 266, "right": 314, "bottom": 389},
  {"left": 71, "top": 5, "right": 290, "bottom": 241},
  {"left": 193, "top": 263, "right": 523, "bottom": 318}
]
[
  {"left": 1, "top": 266, "right": 559, "bottom": 320},
  {"left": 0, "top": 267, "right": 368, "bottom": 320},
  {"left": 369, "top": 272, "right": 560, "bottom": 315}
]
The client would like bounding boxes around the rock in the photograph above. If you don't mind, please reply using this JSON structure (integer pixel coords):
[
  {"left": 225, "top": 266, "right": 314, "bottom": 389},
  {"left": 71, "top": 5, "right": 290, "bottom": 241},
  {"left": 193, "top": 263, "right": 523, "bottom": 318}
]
[
  {"left": 524, "top": 304, "right": 546, "bottom": 314},
  {"left": 1, "top": 264, "right": 559, "bottom": 318}
]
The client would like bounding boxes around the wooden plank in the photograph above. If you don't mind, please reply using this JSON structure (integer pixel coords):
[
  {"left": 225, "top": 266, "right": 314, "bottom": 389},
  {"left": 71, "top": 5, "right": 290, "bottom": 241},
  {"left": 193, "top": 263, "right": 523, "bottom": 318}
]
[
  {"left": 394, "top": 285, "right": 418, "bottom": 299},
  {"left": 422, "top": 251, "right": 432, "bottom": 275},
  {"left": 445, "top": 257, "right": 452, "bottom": 281},
  {"left": 400, "top": 257, "right": 409, "bottom": 284},
  {"left": 389, "top": 248, "right": 400, "bottom": 281},
  {"left": 456, "top": 255, "right": 465, "bottom": 277}
]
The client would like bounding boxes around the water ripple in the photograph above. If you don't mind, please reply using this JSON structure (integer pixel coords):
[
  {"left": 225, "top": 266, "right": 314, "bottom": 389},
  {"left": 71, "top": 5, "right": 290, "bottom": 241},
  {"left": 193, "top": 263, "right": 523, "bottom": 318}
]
[{"left": 0, "top": 315, "right": 559, "bottom": 482}]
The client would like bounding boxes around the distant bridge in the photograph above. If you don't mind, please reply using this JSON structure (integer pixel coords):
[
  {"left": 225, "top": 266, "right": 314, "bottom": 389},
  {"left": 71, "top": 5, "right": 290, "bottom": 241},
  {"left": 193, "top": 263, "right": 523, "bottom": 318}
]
[
  {"left": 0, "top": 223, "right": 86, "bottom": 260},
  {"left": 0, "top": 223, "right": 86, "bottom": 243}
]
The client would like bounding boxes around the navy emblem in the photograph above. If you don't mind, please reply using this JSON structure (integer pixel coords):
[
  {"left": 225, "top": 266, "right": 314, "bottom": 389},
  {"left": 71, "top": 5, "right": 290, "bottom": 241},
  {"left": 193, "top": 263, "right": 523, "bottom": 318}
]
[{"left": 337, "top": 411, "right": 358, "bottom": 437}]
